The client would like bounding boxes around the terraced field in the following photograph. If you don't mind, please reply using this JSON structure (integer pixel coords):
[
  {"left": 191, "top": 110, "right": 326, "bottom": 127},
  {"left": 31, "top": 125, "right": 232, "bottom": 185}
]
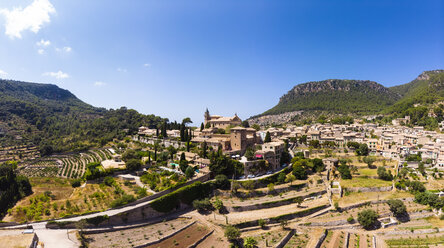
[{"left": 57, "top": 149, "right": 113, "bottom": 178}]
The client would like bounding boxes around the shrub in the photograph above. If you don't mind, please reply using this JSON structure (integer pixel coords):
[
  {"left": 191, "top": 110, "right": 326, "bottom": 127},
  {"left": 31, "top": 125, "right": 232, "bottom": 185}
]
[
  {"left": 110, "top": 194, "right": 136, "bottom": 208},
  {"left": 224, "top": 225, "right": 240, "bottom": 241},
  {"left": 258, "top": 219, "right": 266, "bottom": 228},
  {"left": 347, "top": 216, "right": 354, "bottom": 223},
  {"left": 71, "top": 179, "right": 82, "bottom": 188},
  {"left": 213, "top": 199, "right": 224, "bottom": 213},
  {"left": 214, "top": 174, "right": 230, "bottom": 189},
  {"left": 244, "top": 237, "right": 258, "bottom": 248},
  {"left": 103, "top": 176, "right": 115, "bottom": 186},
  {"left": 192, "top": 198, "right": 213, "bottom": 212},
  {"left": 84, "top": 215, "right": 109, "bottom": 226}
]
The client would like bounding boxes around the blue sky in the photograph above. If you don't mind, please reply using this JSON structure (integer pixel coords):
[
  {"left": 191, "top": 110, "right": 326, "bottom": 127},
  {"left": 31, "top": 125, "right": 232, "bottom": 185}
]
[{"left": 0, "top": 0, "right": 443, "bottom": 124}]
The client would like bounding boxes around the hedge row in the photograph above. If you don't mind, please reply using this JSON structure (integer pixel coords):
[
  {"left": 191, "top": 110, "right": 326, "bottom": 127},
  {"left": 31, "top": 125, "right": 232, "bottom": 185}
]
[{"left": 150, "top": 181, "right": 213, "bottom": 213}]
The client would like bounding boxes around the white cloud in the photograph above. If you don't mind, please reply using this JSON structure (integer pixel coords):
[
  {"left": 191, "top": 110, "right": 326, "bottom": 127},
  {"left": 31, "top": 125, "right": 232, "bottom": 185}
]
[
  {"left": 55, "top": 46, "right": 72, "bottom": 53},
  {"left": 143, "top": 63, "right": 151, "bottom": 68},
  {"left": 43, "top": 70, "right": 69, "bottom": 79},
  {"left": 36, "top": 39, "right": 50, "bottom": 47},
  {"left": 117, "top": 67, "right": 127, "bottom": 73},
  {"left": 37, "top": 48, "right": 44, "bottom": 54},
  {"left": 0, "top": 69, "right": 8, "bottom": 76},
  {"left": 94, "top": 81, "right": 106, "bottom": 87},
  {"left": 0, "top": 0, "right": 56, "bottom": 39}
]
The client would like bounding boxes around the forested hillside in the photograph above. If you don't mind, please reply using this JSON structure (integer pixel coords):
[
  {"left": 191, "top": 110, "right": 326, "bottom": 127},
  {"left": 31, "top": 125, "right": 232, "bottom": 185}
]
[
  {"left": 386, "top": 70, "right": 444, "bottom": 128},
  {"left": 254, "top": 70, "right": 444, "bottom": 129},
  {"left": 0, "top": 79, "right": 166, "bottom": 154},
  {"left": 262, "top": 79, "right": 400, "bottom": 116}
]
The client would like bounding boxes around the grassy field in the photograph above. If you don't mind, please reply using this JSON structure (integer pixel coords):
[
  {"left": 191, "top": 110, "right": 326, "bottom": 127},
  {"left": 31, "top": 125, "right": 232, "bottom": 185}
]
[
  {"left": 336, "top": 191, "right": 412, "bottom": 206},
  {"left": 340, "top": 177, "right": 392, "bottom": 188},
  {"left": 356, "top": 168, "right": 378, "bottom": 177}
]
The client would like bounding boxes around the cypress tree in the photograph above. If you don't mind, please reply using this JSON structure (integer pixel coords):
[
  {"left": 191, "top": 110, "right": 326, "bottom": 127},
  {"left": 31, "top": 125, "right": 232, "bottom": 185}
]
[
  {"left": 202, "top": 141, "right": 208, "bottom": 158},
  {"left": 264, "top": 131, "right": 271, "bottom": 143},
  {"left": 186, "top": 141, "right": 190, "bottom": 152},
  {"left": 200, "top": 123, "right": 204, "bottom": 131}
]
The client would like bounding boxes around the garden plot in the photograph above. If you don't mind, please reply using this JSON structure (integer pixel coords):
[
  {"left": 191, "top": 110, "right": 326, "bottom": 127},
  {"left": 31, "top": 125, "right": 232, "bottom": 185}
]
[
  {"left": 283, "top": 232, "right": 310, "bottom": 248},
  {"left": 384, "top": 232, "right": 444, "bottom": 247},
  {"left": 18, "top": 159, "right": 60, "bottom": 177},
  {"left": 310, "top": 200, "right": 426, "bottom": 224},
  {"left": 242, "top": 226, "right": 294, "bottom": 247},
  {"left": 320, "top": 230, "right": 347, "bottom": 248},
  {"left": 145, "top": 223, "right": 211, "bottom": 248},
  {"left": 348, "top": 233, "right": 373, "bottom": 248},
  {"left": 84, "top": 218, "right": 193, "bottom": 248}
]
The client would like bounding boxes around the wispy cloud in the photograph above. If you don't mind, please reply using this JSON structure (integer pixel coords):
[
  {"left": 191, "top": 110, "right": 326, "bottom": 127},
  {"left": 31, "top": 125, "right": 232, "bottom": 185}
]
[
  {"left": 56, "top": 46, "right": 72, "bottom": 53},
  {"left": 0, "top": 69, "right": 8, "bottom": 77},
  {"left": 36, "top": 39, "right": 50, "bottom": 47},
  {"left": 94, "top": 81, "right": 106, "bottom": 87},
  {"left": 143, "top": 63, "right": 151, "bottom": 68},
  {"left": 0, "top": 0, "right": 56, "bottom": 39},
  {"left": 43, "top": 70, "right": 69, "bottom": 79},
  {"left": 117, "top": 67, "right": 127, "bottom": 73},
  {"left": 37, "top": 48, "right": 44, "bottom": 54}
]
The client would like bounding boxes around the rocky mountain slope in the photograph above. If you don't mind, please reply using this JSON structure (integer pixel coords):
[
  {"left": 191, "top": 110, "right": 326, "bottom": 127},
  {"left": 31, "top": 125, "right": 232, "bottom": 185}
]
[{"left": 252, "top": 70, "right": 444, "bottom": 126}]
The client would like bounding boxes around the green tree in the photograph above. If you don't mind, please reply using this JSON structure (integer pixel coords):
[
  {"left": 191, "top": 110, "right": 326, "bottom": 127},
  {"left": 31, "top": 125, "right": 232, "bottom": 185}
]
[
  {"left": 202, "top": 141, "right": 208, "bottom": 158},
  {"left": 200, "top": 122, "right": 204, "bottom": 131},
  {"left": 126, "top": 159, "right": 142, "bottom": 171},
  {"left": 363, "top": 156, "right": 376, "bottom": 168},
  {"left": 338, "top": 164, "right": 352, "bottom": 179},
  {"left": 377, "top": 167, "right": 393, "bottom": 181},
  {"left": 357, "top": 144, "right": 369, "bottom": 156},
  {"left": 214, "top": 174, "right": 230, "bottom": 189},
  {"left": 185, "top": 166, "right": 195, "bottom": 179},
  {"left": 292, "top": 165, "right": 308, "bottom": 180},
  {"left": 357, "top": 209, "right": 378, "bottom": 230},
  {"left": 285, "top": 173, "right": 296, "bottom": 186},
  {"left": 241, "top": 120, "right": 250, "bottom": 128},
  {"left": 386, "top": 199, "right": 407, "bottom": 217},
  {"left": 264, "top": 131, "right": 271, "bottom": 143}
]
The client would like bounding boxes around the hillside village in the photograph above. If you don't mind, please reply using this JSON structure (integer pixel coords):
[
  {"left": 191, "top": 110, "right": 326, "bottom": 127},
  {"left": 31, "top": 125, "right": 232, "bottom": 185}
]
[{"left": 2, "top": 108, "right": 444, "bottom": 248}]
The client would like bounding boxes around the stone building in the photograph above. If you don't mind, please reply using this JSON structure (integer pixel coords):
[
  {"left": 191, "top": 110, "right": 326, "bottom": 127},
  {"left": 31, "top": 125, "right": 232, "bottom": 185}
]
[{"left": 204, "top": 108, "right": 242, "bottom": 129}]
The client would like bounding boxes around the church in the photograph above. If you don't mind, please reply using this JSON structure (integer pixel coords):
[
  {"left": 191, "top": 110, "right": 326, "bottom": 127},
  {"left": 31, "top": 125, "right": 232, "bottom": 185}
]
[{"left": 204, "top": 108, "right": 242, "bottom": 129}]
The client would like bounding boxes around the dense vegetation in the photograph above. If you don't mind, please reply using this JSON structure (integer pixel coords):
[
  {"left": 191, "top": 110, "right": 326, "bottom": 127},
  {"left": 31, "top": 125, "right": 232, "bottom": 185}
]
[
  {"left": 0, "top": 161, "right": 32, "bottom": 217},
  {"left": 262, "top": 79, "right": 400, "bottom": 116},
  {"left": 0, "top": 79, "right": 167, "bottom": 153}
]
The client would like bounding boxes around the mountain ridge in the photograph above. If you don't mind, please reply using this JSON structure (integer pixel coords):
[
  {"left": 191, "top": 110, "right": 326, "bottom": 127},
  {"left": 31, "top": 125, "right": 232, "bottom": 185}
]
[{"left": 251, "top": 70, "right": 444, "bottom": 127}]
